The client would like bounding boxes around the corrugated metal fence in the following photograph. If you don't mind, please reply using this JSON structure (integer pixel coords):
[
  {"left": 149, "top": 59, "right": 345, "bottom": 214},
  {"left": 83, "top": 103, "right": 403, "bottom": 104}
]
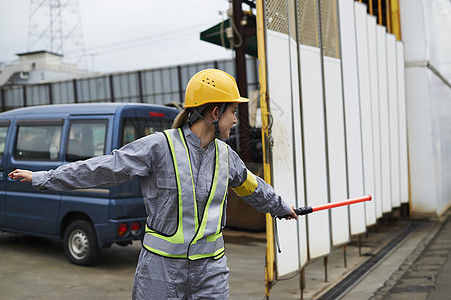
[{"left": 0, "top": 57, "right": 259, "bottom": 112}]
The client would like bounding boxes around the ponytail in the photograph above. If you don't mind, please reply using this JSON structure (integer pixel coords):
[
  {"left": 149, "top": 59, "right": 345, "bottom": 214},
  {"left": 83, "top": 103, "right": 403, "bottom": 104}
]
[{"left": 172, "top": 109, "right": 190, "bottom": 129}]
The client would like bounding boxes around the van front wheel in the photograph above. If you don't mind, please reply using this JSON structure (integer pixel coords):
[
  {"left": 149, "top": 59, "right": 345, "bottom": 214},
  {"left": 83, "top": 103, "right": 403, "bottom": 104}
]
[{"left": 63, "top": 220, "right": 100, "bottom": 266}]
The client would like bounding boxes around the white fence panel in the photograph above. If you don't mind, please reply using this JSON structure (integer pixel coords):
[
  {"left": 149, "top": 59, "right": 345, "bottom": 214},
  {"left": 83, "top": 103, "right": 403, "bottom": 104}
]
[
  {"left": 396, "top": 41, "right": 409, "bottom": 204},
  {"left": 267, "top": 30, "right": 301, "bottom": 276},
  {"left": 291, "top": 38, "right": 309, "bottom": 270},
  {"left": 323, "top": 56, "right": 350, "bottom": 246},
  {"left": 367, "top": 15, "right": 383, "bottom": 219},
  {"left": 299, "top": 44, "right": 331, "bottom": 259},
  {"left": 386, "top": 33, "right": 401, "bottom": 208},
  {"left": 376, "top": 25, "right": 392, "bottom": 213},
  {"left": 338, "top": 0, "right": 366, "bottom": 234},
  {"left": 355, "top": 2, "right": 377, "bottom": 226}
]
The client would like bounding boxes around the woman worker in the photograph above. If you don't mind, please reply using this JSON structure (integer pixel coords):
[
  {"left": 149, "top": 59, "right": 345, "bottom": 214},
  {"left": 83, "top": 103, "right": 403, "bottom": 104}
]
[{"left": 9, "top": 69, "right": 297, "bottom": 299}]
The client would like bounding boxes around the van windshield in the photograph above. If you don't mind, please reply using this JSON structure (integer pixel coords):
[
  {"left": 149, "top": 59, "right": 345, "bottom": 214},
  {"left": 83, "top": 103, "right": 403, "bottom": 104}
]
[{"left": 121, "top": 117, "right": 172, "bottom": 147}]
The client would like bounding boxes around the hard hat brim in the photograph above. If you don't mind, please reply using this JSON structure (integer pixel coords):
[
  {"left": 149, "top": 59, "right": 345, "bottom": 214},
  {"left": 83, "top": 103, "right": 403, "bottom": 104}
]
[{"left": 183, "top": 97, "right": 249, "bottom": 108}]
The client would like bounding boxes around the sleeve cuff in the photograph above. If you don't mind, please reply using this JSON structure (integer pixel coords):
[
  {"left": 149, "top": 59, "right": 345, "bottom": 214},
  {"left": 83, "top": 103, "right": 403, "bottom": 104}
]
[{"left": 32, "top": 171, "right": 48, "bottom": 191}]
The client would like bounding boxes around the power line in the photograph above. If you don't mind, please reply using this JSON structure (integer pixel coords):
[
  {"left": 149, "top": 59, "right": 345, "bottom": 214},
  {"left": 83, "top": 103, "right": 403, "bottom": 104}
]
[{"left": 65, "top": 19, "right": 223, "bottom": 56}]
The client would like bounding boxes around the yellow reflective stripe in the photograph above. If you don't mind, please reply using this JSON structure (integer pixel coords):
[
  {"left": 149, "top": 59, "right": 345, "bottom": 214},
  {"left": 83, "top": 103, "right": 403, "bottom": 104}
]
[
  {"left": 189, "top": 247, "right": 225, "bottom": 260},
  {"left": 159, "top": 131, "right": 184, "bottom": 243},
  {"left": 145, "top": 224, "right": 185, "bottom": 245},
  {"left": 213, "top": 146, "right": 229, "bottom": 235},
  {"left": 232, "top": 169, "right": 258, "bottom": 197},
  {"left": 177, "top": 128, "right": 199, "bottom": 232},
  {"left": 206, "top": 232, "right": 222, "bottom": 243},
  {"left": 193, "top": 140, "right": 219, "bottom": 243},
  {"left": 214, "top": 251, "right": 225, "bottom": 260}
]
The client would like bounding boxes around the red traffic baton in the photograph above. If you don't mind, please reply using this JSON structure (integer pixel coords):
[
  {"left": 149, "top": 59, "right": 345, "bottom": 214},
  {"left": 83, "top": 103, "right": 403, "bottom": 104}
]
[{"left": 278, "top": 195, "right": 372, "bottom": 219}]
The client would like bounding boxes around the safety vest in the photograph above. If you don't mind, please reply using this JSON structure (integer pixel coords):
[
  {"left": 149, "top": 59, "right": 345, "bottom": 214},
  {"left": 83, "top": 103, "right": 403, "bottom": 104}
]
[{"left": 143, "top": 128, "right": 229, "bottom": 260}]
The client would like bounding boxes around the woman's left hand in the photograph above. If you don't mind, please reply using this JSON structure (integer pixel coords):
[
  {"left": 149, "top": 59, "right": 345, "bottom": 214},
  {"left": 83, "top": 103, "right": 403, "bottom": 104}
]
[
  {"left": 284, "top": 205, "right": 298, "bottom": 220},
  {"left": 8, "top": 169, "right": 33, "bottom": 183}
]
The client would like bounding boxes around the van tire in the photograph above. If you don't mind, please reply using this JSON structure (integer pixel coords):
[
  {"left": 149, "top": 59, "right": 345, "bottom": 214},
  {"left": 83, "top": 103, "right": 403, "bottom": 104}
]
[{"left": 63, "top": 220, "right": 100, "bottom": 266}]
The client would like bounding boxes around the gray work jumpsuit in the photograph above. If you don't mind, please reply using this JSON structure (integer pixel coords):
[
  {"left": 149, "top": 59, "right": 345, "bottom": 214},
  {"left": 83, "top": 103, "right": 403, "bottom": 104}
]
[{"left": 32, "top": 124, "right": 291, "bottom": 299}]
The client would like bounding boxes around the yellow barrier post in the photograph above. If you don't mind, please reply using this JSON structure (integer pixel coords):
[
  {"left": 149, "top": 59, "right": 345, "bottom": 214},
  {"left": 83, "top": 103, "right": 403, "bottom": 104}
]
[
  {"left": 390, "top": 0, "right": 402, "bottom": 40},
  {"left": 256, "top": 0, "right": 276, "bottom": 297}
]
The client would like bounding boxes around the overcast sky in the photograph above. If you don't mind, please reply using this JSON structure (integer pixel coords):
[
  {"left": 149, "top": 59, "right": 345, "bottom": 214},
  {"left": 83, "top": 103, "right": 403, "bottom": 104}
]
[{"left": 0, "top": 0, "right": 234, "bottom": 73}]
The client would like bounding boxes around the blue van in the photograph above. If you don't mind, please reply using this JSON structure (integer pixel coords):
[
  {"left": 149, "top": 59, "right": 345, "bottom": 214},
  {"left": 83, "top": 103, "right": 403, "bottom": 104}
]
[{"left": 0, "top": 103, "right": 178, "bottom": 265}]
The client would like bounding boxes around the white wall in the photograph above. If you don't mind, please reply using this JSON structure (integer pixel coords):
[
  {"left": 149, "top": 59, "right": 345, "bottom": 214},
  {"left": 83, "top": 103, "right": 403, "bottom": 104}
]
[{"left": 399, "top": 0, "right": 451, "bottom": 216}]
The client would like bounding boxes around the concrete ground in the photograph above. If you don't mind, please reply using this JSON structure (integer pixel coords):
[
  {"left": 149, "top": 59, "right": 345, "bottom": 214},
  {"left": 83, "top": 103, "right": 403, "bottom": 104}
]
[
  {"left": 0, "top": 210, "right": 450, "bottom": 299},
  {"left": 226, "top": 211, "right": 451, "bottom": 300}
]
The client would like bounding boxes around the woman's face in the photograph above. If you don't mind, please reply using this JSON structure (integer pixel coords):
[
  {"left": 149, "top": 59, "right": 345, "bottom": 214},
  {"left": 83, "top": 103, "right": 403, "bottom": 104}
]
[{"left": 217, "top": 103, "right": 238, "bottom": 140}]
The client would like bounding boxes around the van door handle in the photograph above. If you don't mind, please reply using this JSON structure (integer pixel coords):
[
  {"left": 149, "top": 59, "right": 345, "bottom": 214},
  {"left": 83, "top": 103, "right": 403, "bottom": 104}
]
[{"left": 5, "top": 168, "right": 15, "bottom": 181}]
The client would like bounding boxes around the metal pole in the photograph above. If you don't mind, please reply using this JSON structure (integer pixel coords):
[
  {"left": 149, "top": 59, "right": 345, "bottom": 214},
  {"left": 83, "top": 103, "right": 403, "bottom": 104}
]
[
  {"left": 48, "top": 83, "right": 53, "bottom": 105},
  {"left": 137, "top": 71, "right": 144, "bottom": 103},
  {"left": 316, "top": 0, "right": 333, "bottom": 249},
  {"left": 324, "top": 256, "right": 328, "bottom": 282},
  {"left": 109, "top": 74, "right": 115, "bottom": 102},
  {"left": 358, "top": 234, "right": 362, "bottom": 256},
  {"left": 0, "top": 88, "right": 5, "bottom": 112},
  {"left": 73, "top": 79, "right": 78, "bottom": 103},
  {"left": 177, "top": 66, "right": 183, "bottom": 104},
  {"left": 23, "top": 86, "right": 27, "bottom": 107},
  {"left": 232, "top": 0, "right": 251, "bottom": 162},
  {"left": 300, "top": 268, "right": 306, "bottom": 299},
  {"left": 343, "top": 244, "right": 347, "bottom": 268}
]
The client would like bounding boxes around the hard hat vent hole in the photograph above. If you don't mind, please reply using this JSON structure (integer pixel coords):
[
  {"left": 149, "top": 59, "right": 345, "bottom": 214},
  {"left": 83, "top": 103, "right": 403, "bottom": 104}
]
[{"left": 203, "top": 78, "right": 215, "bottom": 86}]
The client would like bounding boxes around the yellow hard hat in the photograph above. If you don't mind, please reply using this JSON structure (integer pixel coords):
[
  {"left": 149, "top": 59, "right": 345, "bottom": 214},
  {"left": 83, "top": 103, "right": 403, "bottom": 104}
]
[{"left": 184, "top": 69, "right": 249, "bottom": 108}]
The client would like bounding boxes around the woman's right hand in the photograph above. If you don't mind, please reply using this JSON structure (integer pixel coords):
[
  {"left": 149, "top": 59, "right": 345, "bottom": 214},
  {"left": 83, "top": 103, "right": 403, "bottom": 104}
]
[{"left": 8, "top": 169, "right": 33, "bottom": 183}]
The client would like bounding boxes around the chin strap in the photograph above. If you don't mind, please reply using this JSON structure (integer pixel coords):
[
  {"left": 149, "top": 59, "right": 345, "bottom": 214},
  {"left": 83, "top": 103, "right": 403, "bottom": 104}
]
[{"left": 188, "top": 103, "right": 227, "bottom": 139}]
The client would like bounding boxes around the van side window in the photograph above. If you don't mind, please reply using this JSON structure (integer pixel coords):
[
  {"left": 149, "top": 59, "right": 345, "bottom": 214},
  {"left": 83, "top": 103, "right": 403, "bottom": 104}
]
[
  {"left": 0, "top": 126, "right": 8, "bottom": 157},
  {"left": 16, "top": 125, "right": 62, "bottom": 160},
  {"left": 121, "top": 116, "right": 172, "bottom": 146},
  {"left": 66, "top": 120, "right": 107, "bottom": 162}
]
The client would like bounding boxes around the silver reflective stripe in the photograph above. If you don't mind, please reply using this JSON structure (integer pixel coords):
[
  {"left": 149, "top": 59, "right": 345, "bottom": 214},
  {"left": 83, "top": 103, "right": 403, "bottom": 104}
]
[
  {"left": 143, "top": 232, "right": 189, "bottom": 256},
  {"left": 189, "top": 235, "right": 225, "bottom": 257}
]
